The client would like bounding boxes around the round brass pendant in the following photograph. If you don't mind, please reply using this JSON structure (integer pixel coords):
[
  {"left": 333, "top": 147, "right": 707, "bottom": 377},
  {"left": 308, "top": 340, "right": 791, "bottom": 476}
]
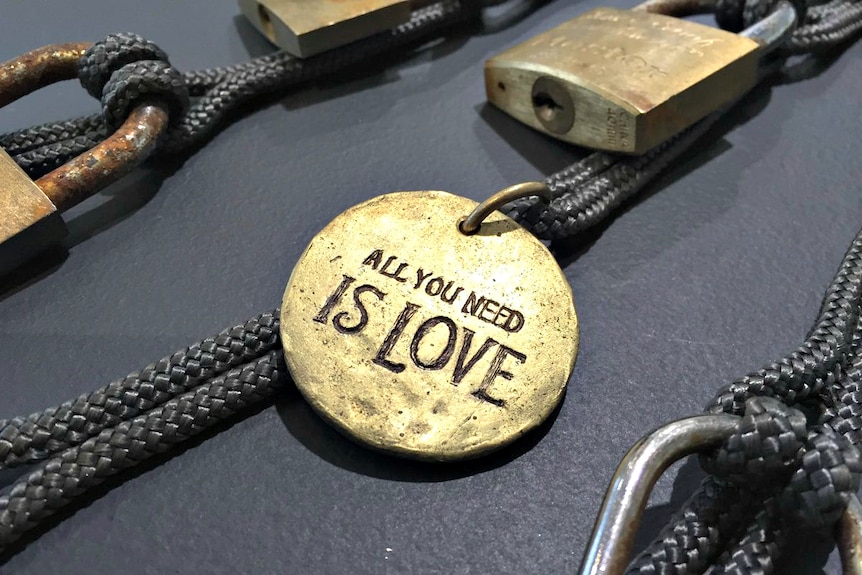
[{"left": 280, "top": 191, "right": 578, "bottom": 461}]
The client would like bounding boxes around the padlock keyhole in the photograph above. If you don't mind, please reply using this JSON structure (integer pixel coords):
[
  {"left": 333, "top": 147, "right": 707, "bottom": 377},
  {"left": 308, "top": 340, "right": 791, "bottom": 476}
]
[
  {"left": 533, "top": 92, "right": 563, "bottom": 122},
  {"left": 531, "top": 77, "right": 575, "bottom": 135}
]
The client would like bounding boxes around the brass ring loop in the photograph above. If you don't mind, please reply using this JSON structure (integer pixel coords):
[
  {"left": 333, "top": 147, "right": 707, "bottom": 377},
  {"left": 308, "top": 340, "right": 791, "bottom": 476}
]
[{"left": 459, "top": 181, "right": 551, "bottom": 235}]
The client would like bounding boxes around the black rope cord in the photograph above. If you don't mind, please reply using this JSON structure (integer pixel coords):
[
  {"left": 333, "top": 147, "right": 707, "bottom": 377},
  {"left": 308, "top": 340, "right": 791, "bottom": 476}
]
[
  {"left": 1, "top": 0, "right": 862, "bottom": 569},
  {"left": 626, "top": 235, "right": 862, "bottom": 574},
  {"left": 1, "top": 0, "right": 859, "bottom": 177},
  {"left": 1, "top": 0, "right": 477, "bottom": 178}
]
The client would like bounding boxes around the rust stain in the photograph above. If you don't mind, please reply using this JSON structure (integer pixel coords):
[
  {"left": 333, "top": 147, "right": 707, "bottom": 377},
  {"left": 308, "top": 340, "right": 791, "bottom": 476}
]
[
  {"left": 36, "top": 104, "right": 170, "bottom": 212},
  {"left": 0, "top": 42, "right": 92, "bottom": 108}
]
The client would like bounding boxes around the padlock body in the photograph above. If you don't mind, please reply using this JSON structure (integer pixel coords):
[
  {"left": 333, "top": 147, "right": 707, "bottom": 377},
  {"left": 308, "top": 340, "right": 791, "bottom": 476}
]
[
  {"left": 239, "top": 0, "right": 411, "bottom": 58},
  {"left": 485, "top": 8, "right": 760, "bottom": 154},
  {"left": 0, "top": 149, "right": 66, "bottom": 275}
]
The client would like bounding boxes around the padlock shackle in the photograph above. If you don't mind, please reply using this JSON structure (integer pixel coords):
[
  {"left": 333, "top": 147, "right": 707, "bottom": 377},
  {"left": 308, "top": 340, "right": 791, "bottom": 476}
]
[
  {"left": 740, "top": 0, "right": 798, "bottom": 53},
  {"left": 578, "top": 414, "right": 741, "bottom": 575},
  {"left": 579, "top": 413, "right": 862, "bottom": 575},
  {"left": 634, "top": 0, "right": 797, "bottom": 54},
  {"left": 839, "top": 493, "right": 862, "bottom": 575},
  {"left": 0, "top": 42, "right": 171, "bottom": 213},
  {"left": 35, "top": 103, "right": 169, "bottom": 212},
  {"left": 0, "top": 42, "right": 92, "bottom": 108}
]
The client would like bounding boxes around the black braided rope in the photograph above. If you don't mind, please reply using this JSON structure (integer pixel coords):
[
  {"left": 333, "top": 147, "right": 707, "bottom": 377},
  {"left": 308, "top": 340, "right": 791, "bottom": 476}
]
[
  {"left": 0, "top": 310, "right": 279, "bottom": 468},
  {"left": 78, "top": 33, "right": 171, "bottom": 99},
  {"left": 100, "top": 60, "right": 189, "bottom": 129},
  {"left": 9, "top": 130, "right": 105, "bottom": 177},
  {"left": 5, "top": 0, "right": 861, "bottom": 176},
  {"left": 625, "top": 233, "right": 862, "bottom": 573},
  {"left": 0, "top": 0, "right": 861, "bottom": 569},
  {"left": 506, "top": 108, "right": 728, "bottom": 240},
  {"left": 0, "top": 350, "right": 286, "bottom": 551},
  {"left": 0, "top": 114, "right": 104, "bottom": 156},
  {"left": 1, "top": 1, "right": 476, "bottom": 176}
]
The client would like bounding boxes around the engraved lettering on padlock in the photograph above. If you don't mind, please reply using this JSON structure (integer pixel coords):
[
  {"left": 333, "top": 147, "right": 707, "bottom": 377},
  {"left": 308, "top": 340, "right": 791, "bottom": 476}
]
[
  {"left": 237, "top": 0, "right": 412, "bottom": 58},
  {"left": 485, "top": 7, "right": 760, "bottom": 154}
]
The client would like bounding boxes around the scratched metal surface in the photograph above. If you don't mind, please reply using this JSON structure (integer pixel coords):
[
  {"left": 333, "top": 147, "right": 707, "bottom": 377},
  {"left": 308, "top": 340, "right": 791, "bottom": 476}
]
[{"left": 0, "top": 1, "right": 860, "bottom": 573}]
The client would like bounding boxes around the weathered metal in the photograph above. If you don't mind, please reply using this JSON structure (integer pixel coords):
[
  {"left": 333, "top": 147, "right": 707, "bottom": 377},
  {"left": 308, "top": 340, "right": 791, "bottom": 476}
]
[
  {"left": 281, "top": 191, "right": 579, "bottom": 461},
  {"left": 0, "top": 42, "right": 170, "bottom": 273},
  {"left": 238, "top": 0, "right": 411, "bottom": 57},
  {"left": 485, "top": 7, "right": 761, "bottom": 154},
  {"left": 36, "top": 103, "right": 169, "bottom": 212},
  {"left": 0, "top": 42, "right": 91, "bottom": 107}
]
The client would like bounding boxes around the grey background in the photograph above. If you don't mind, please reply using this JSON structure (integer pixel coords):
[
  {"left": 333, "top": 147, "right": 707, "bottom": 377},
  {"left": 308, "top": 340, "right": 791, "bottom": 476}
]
[{"left": 0, "top": 0, "right": 860, "bottom": 573}]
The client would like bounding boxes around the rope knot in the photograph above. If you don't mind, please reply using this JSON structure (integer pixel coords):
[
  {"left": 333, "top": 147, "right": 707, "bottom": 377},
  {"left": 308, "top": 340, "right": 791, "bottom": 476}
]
[
  {"left": 779, "top": 428, "right": 862, "bottom": 528},
  {"left": 78, "top": 33, "right": 188, "bottom": 130},
  {"left": 702, "top": 396, "right": 862, "bottom": 530},
  {"left": 701, "top": 396, "right": 807, "bottom": 485}
]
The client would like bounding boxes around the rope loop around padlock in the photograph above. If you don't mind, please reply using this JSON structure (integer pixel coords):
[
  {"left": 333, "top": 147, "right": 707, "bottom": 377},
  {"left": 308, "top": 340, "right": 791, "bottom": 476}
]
[
  {"left": 78, "top": 33, "right": 171, "bottom": 98},
  {"left": 579, "top": 410, "right": 862, "bottom": 574},
  {"left": 0, "top": 0, "right": 477, "bottom": 178},
  {"left": 0, "top": 42, "right": 175, "bottom": 211},
  {"left": 621, "top": 229, "right": 862, "bottom": 574},
  {"left": 715, "top": 0, "right": 806, "bottom": 35},
  {"left": 0, "top": 0, "right": 861, "bottom": 570},
  {"left": 2, "top": 0, "right": 860, "bottom": 177},
  {"left": 699, "top": 397, "right": 862, "bottom": 529},
  {"left": 77, "top": 33, "right": 190, "bottom": 129}
]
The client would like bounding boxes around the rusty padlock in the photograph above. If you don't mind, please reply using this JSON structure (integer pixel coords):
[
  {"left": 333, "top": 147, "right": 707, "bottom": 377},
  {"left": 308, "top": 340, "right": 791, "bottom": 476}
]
[
  {"left": 0, "top": 43, "right": 169, "bottom": 275},
  {"left": 485, "top": 1, "right": 795, "bottom": 154}
]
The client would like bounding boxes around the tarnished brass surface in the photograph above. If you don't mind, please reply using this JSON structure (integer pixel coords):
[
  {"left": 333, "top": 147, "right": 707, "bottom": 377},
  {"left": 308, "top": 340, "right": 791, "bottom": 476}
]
[
  {"left": 485, "top": 8, "right": 760, "bottom": 154},
  {"left": 281, "top": 191, "right": 579, "bottom": 461},
  {"left": 633, "top": 0, "right": 716, "bottom": 17},
  {"left": 0, "top": 149, "right": 66, "bottom": 275},
  {"left": 36, "top": 103, "right": 170, "bottom": 212},
  {"left": 0, "top": 42, "right": 91, "bottom": 108},
  {"left": 238, "top": 0, "right": 410, "bottom": 57},
  {"left": 839, "top": 495, "right": 862, "bottom": 575}
]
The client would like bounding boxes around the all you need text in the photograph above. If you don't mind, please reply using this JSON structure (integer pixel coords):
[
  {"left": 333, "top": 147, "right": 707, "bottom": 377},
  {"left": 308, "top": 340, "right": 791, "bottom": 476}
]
[{"left": 312, "top": 249, "right": 530, "bottom": 407}]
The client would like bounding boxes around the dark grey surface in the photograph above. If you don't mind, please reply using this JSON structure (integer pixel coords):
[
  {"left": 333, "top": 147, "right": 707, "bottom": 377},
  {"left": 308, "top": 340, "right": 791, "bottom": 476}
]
[{"left": 0, "top": 1, "right": 860, "bottom": 573}]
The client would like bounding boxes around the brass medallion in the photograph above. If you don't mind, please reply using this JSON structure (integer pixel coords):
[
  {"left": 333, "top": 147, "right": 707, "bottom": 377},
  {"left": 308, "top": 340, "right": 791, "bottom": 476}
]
[{"left": 281, "top": 191, "right": 578, "bottom": 461}]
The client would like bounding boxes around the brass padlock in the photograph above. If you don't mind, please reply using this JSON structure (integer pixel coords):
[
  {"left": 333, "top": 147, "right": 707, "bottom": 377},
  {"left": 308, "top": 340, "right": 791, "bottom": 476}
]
[
  {"left": 238, "top": 0, "right": 412, "bottom": 58},
  {"left": 0, "top": 40, "right": 173, "bottom": 275},
  {"left": 0, "top": 148, "right": 67, "bottom": 274},
  {"left": 485, "top": 7, "right": 763, "bottom": 154}
]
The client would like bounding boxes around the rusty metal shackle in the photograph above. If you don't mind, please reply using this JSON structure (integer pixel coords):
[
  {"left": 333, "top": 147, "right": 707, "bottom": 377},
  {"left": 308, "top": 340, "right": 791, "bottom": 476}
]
[{"left": 0, "top": 42, "right": 170, "bottom": 211}]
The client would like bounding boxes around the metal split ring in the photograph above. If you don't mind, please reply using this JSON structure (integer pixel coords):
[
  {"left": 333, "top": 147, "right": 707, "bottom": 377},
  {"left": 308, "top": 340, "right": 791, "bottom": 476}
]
[{"left": 459, "top": 181, "right": 551, "bottom": 235}]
